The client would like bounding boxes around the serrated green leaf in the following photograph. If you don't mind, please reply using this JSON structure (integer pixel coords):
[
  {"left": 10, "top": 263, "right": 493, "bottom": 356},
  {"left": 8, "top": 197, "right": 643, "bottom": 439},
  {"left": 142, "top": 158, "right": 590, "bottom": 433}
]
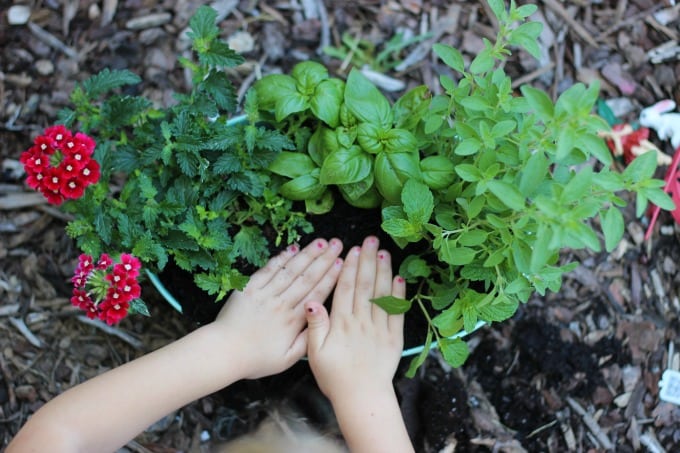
[
  {"left": 402, "top": 179, "right": 433, "bottom": 226},
  {"left": 81, "top": 69, "right": 141, "bottom": 99},
  {"left": 438, "top": 338, "right": 470, "bottom": 368},
  {"left": 477, "top": 295, "right": 518, "bottom": 322}
]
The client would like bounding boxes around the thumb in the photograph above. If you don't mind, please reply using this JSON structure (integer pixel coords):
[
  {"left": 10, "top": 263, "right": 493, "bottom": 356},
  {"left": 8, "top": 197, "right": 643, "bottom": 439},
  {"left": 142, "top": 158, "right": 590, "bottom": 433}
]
[{"left": 304, "top": 301, "right": 329, "bottom": 352}]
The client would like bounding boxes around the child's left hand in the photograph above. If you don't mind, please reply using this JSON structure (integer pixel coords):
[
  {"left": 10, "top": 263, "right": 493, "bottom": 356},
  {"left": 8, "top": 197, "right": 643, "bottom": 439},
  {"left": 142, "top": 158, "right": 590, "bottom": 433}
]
[{"left": 214, "top": 237, "right": 344, "bottom": 378}]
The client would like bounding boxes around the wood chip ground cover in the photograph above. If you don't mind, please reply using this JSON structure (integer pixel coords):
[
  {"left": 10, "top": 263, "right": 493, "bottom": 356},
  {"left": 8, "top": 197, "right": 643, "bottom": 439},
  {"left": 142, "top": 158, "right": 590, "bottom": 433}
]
[{"left": 2, "top": 1, "right": 680, "bottom": 451}]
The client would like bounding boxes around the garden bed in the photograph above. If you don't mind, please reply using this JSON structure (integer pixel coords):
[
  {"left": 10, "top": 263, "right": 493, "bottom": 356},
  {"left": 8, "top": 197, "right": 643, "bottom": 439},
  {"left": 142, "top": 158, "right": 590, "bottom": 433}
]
[{"left": 2, "top": 1, "right": 680, "bottom": 451}]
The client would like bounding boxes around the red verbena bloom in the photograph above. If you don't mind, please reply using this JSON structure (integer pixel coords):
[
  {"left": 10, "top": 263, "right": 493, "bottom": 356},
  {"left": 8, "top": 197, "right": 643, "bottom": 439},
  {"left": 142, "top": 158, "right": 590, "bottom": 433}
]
[
  {"left": 70, "top": 252, "right": 143, "bottom": 324},
  {"left": 118, "top": 253, "right": 141, "bottom": 278},
  {"left": 96, "top": 254, "right": 113, "bottom": 269},
  {"left": 20, "top": 126, "right": 99, "bottom": 205},
  {"left": 98, "top": 299, "right": 130, "bottom": 325}
]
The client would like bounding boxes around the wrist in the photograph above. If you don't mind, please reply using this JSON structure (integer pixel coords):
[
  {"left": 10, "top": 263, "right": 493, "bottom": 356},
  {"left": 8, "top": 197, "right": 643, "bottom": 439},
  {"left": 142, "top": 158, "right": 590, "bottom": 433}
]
[{"left": 199, "top": 322, "right": 253, "bottom": 382}]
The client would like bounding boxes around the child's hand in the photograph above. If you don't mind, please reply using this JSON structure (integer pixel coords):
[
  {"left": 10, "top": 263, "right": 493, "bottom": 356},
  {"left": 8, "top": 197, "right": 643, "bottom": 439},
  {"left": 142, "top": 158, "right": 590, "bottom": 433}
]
[
  {"left": 305, "top": 235, "right": 406, "bottom": 402},
  {"left": 215, "top": 237, "right": 344, "bottom": 379}
]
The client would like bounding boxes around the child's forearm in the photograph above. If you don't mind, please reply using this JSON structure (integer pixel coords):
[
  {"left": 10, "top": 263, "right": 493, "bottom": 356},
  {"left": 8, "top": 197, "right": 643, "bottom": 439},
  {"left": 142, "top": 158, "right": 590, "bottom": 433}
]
[
  {"left": 331, "top": 387, "right": 414, "bottom": 453},
  {"left": 8, "top": 322, "right": 247, "bottom": 453}
]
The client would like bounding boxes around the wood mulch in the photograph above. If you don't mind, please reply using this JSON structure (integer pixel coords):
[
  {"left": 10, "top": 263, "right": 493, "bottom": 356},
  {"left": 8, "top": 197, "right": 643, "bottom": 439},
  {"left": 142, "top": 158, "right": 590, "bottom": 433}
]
[{"left": 2, "top": 1, "right": 680, "bottom": 451}]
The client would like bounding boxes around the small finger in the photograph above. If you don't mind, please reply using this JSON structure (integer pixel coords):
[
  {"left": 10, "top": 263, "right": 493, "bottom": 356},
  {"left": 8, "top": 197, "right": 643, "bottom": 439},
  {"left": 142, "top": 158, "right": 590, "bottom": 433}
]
[
  {"left": 371, "top": 249, "right": 393, "bottom": 324},
  {"left": 268, "top": 238, "right": 332, "bottom": 294},
  {"left": 249, "top": 243, "right": 300, "bottom": 289},
  {"left": 353, "top": 236, "right": 379, "bottom": 316},
  {"left": 331, "top": 245, "right": 361, "bottom": 318}
]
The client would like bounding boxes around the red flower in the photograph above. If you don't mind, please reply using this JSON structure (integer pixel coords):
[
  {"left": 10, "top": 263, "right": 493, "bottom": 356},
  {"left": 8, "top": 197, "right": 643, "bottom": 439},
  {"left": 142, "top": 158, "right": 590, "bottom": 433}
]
[
  {"left": 77, "top": 254, "right": 95, "bottom": 273},
  {"left": 80, "top": 159, "right": 100, "bottom": 185},
  {"left": 118, "top": 254, "right": 141, "bottom": 278},
  {"left": 41, "top": 188, "right": 64, "bottom": 205},
  {"left": 70, "top": 289, "right": 97, "bottom": 319},
  {"left": 119, "top": 279, "right": 141, "bottom": 299},
  {"left": 20, "top": 126, "right": 99, "bottom": 204},
  {"left": 25, "top": 169, "right": 47, "bottom": 190},
  {"left": 44, "top": 125, "right": 72, "bottom": 144},
  {"left": 74, "top": 132, "right": 96, "bottom": 155},
  {"left": 70, "top": 252, "right": 142, "bottom": 323},
  {"left": 98, "top": 298, "right": 130, "bottom": 325},
  {"left": 42, "top": 168, "right": 63, "bottom": 192},
  {"left": 71, "top": 271, "right": 88, "bottom": 288},
  {"left": 96, "top": 254, "right": 113, "bottom": 269}
]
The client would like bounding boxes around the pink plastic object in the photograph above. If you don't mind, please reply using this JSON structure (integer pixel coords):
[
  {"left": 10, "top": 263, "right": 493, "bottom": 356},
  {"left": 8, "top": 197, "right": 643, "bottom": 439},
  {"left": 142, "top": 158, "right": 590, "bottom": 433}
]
[{"left": 644, "top": 145, "right": 680, "bottom": 241}]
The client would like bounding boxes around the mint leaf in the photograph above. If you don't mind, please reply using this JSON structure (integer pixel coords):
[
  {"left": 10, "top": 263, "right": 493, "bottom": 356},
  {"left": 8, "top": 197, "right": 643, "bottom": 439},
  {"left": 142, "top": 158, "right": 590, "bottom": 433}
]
[
  {"left": 402, "top": 179, "right": 433, "bottom": 226},
  {"left": 370, "top": 295, "right": 412, "bottom": 314}
]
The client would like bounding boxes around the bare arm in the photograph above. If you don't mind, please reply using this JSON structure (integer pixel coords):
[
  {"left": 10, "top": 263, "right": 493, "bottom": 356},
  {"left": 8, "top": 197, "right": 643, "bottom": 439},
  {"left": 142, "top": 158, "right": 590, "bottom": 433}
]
[
  {"left": 305, "top": 236, "right": 414, "bottom": 453},
  {"left": 8, "top": 238, "right": 344, "bottom": 453}
]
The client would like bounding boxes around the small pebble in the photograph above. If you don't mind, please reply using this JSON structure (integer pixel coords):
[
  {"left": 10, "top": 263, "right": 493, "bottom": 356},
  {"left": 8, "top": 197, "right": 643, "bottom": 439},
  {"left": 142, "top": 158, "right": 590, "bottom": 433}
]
[
  {"left": 15, "top": 385, "right": 38, "bottom": 402},
  {"left": 227, "top": 31, "right": 255, "bottom": 54},
  {"left": 125, "top": 12, "right": 172, "bottom": 30},
  {"left": 35, "top": 59, "right": 54, "bottom": 76},
  {"left": 8, "top": 5, "right": 31, "bottom": 25},
  {"left": 88, "top": 3, "right": 101, "bottom": 20},
  {"left": 139, "top": 28, "right": 166, "bottom": 45}
]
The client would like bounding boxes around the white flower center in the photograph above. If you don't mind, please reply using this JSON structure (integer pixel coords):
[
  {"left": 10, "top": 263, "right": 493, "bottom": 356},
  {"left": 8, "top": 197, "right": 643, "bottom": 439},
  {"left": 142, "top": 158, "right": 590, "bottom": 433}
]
[
  {"left": 52, "top": 176, "right": 58, "bottom": 183},
  {"left": 69, "top": 182, "right": 76, "bottom": 189},
  {"left": 124, "top": 264, "right": 132, "bottom": 271},
  {"left": 56, "top": 134, "right": 63, "bottom": 140},
  {"left": 40, "top": 144, "right": 47, "bottom": 150},
  {"left": 37, "top": 174, "right": 43, "bottom": 180},
  {"left": 67, "top": 142, "right": 74, "bottom": 148},
  {"left": 75, "top": 154, "right": 82, "bottom": 161},
  {"left": 124, "top": 285, "right": 131, "bottom": 292},
  {"left": 83, "top": 168, "right": 90, "bottom": 176},
  {"left": 114, "top": 304, "right": 120, "bottom": 310}
]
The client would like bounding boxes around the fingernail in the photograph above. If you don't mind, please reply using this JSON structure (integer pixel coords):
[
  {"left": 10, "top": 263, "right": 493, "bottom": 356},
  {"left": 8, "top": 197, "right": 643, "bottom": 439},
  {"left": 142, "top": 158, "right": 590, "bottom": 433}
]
[
  {"left": 396, "top": 276, "right": 405, "bottom": 283},
  {"left": 287, "top": 244, "right": 299, "bottom": 254},
  {"left": 368, "top": 236, "right": 378, "bottom": 245},
  {"left": 335, "top": 258, "right": 343, "bottom": 267},
  {"left": 330, "top": 238, "right": 341, "bottom": 249},
  {"left": 316, "top": 240, "right": 326, "bottom": 249},
  {"left": 306, "top": 305, "right": 316, "bottom": 314},
  {"left": 378, "top": 252, "right": 386, "bottom": 260},
  {"left": 352, "top": 246, "right": 361, "bottom": 256}
]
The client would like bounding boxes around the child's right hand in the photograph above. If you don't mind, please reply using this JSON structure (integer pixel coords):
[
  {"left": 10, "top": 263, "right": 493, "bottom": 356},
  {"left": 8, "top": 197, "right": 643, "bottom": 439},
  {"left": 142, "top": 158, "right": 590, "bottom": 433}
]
[
  {"left": 304, "top": 236, "right": 413, "bottom": 452},
  {"left": 304, "top": 235, "right": 406, "bottom": 402}
]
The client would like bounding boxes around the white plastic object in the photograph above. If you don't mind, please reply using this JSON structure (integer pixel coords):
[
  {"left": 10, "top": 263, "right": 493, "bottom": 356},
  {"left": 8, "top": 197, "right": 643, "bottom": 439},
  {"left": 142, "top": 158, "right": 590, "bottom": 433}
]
[
  {"left": 659, "top": 369, "right": 680, "bottom": 405},
  {"left": 639, "top": 99, "right": 680, "bottom": 149}
]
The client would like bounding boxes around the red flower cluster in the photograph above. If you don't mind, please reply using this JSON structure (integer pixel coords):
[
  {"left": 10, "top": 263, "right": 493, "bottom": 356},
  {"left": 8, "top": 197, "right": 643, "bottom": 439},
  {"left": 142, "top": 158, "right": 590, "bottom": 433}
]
[
  {"left": 20, "top": 125, "right": 100, "bottom": 205},
  {"left": 70, "top": 253, "right": 142, "bottom": 325}
]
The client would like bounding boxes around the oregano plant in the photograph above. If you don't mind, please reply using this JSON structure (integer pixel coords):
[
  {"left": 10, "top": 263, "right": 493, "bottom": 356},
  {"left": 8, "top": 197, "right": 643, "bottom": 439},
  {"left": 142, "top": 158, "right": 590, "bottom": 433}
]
[{"left": 253, "top": 0, "right": 673, "bottom": 373}]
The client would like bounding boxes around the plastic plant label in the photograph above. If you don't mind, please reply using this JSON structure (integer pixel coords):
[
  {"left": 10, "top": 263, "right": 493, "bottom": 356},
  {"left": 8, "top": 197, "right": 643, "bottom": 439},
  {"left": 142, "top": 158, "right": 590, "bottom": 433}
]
[{"left": 659, "top": 369, "right": 680, "bottom": 405}]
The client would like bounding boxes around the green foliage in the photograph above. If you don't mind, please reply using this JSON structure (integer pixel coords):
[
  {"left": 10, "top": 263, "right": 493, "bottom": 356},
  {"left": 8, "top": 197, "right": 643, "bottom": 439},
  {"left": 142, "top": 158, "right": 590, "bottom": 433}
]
[
  {"left": 61, "top": 6, "right": 310, "bottom": 302},
  {"left": 252, "top": 0, "right": 673, "bottom": 371}
]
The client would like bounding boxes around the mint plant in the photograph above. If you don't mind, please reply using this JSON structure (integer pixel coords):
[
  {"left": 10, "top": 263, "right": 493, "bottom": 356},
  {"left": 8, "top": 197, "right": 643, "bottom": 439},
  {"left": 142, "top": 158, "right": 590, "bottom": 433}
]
[
  {"left": 52, "top": 6, "right": 311, "bottom": 304},
  {"left": 254, "top": 0, "right": 673, "bottom": 373}
]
